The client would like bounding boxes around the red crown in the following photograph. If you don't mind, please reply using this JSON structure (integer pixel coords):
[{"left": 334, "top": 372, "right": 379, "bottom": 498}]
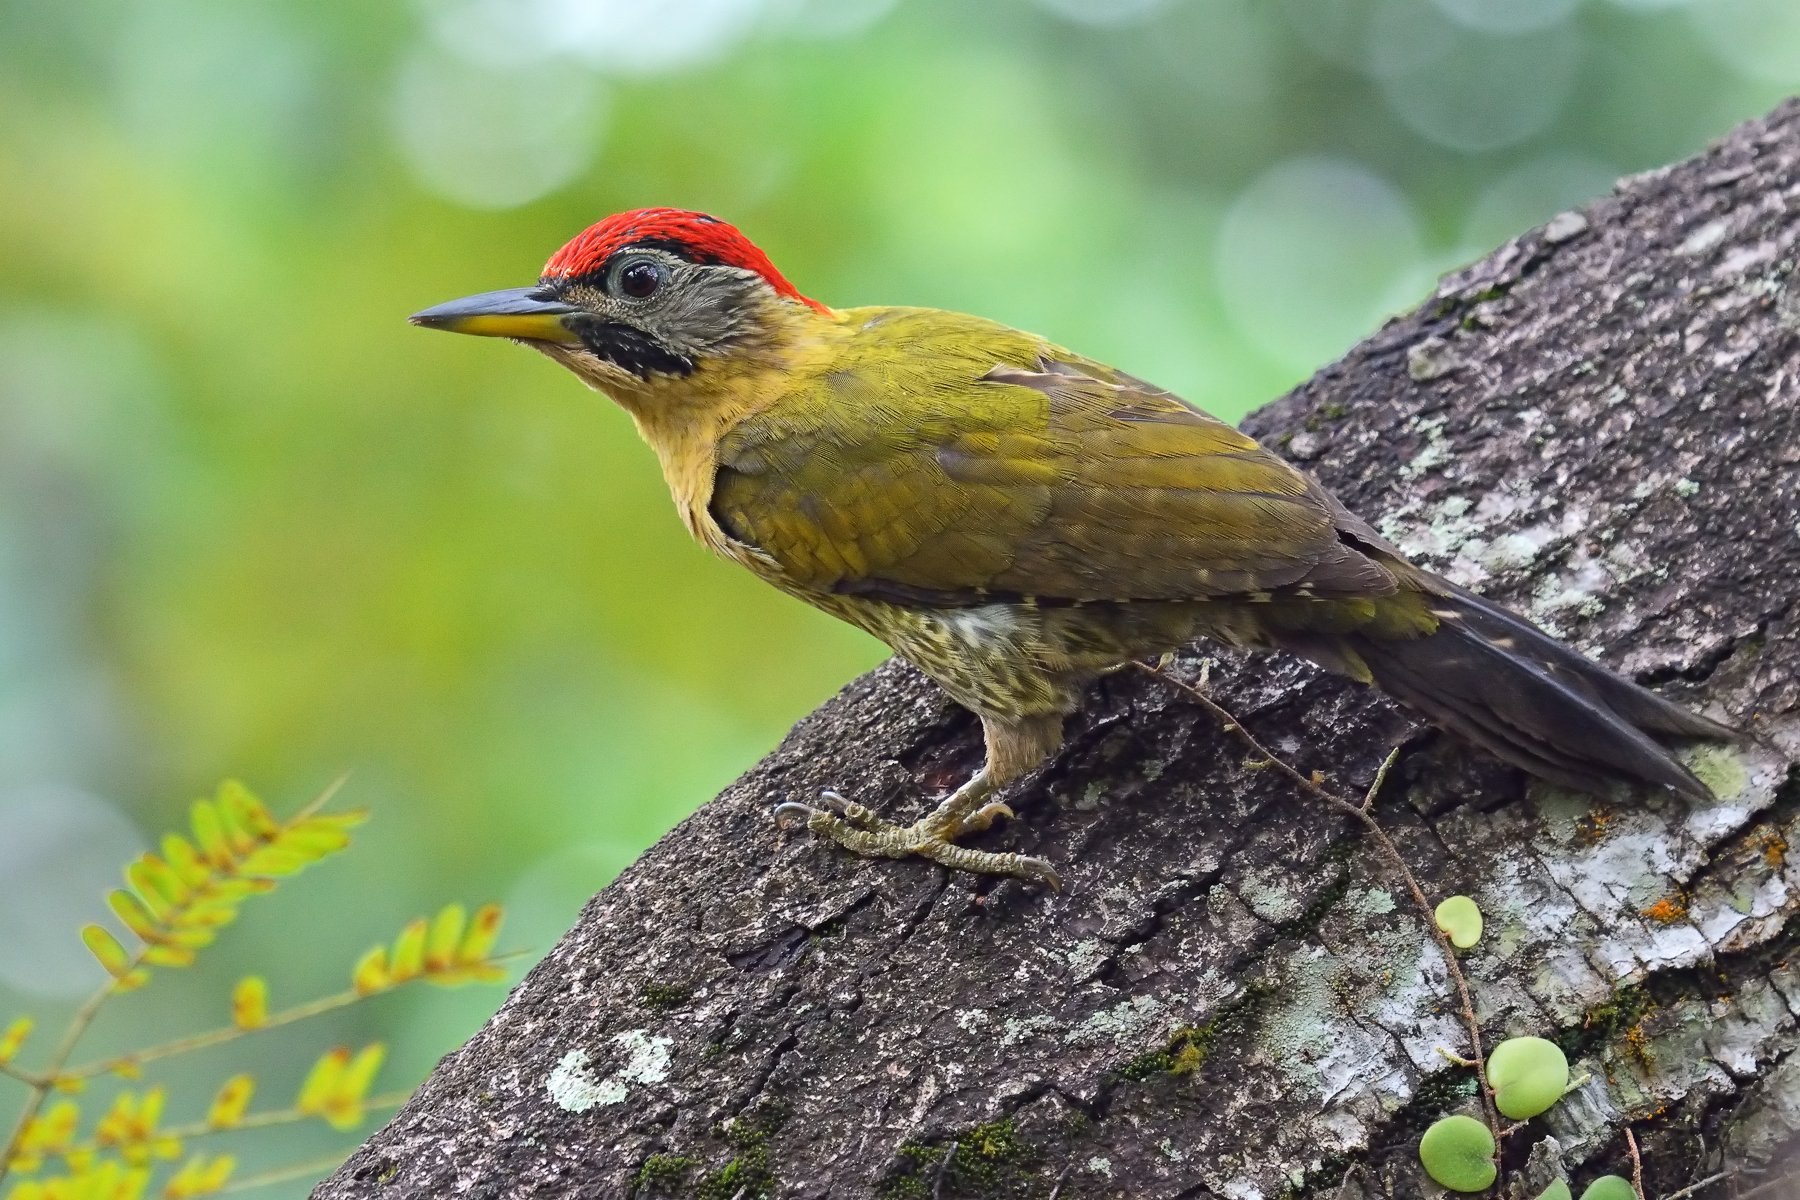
[{"left": 542, "top": 208, "right": 825, "bottom": 312}]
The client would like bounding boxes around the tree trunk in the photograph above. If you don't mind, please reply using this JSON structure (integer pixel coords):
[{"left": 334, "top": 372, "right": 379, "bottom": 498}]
[{"left": 314, "top": 101, "right": 1800, "bottom": 1200}]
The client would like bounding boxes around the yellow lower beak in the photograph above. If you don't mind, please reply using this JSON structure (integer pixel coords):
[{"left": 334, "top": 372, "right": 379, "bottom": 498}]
[{"left": 409, "top": 287, "right": 582, "bottom": 344}]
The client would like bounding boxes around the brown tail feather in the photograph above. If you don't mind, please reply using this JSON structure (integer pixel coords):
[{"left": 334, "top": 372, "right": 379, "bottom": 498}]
[{"left": 1319, "top": 587, "right": 1731, "bottom": 800}]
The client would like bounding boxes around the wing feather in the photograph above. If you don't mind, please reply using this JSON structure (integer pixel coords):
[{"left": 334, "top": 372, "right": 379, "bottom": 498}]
[{"left": 709, "top": 310, "right": 1396, "bottom": 607}]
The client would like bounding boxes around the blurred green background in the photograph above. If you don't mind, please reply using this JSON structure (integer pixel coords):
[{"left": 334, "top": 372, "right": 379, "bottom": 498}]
[{"left": 0, "top": 0, "right": 1795, "bottom": 1190}]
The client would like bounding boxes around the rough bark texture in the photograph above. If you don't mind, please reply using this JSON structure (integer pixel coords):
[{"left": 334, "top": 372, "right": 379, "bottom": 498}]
[{"left": 316, "top": 102, "right": 1800, "bottom": 1200}]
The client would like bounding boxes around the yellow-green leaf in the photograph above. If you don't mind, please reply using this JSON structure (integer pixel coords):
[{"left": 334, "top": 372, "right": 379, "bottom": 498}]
[
  {"left": 207, "top": 1075, "right": 255, "bottom": 1129},
  {"left": 459, "top": 904, "right": 504, "bottom": 965},
  {"left": 179, "top": 902, "right": 240, "bottom": 930},
  {"left": 391, "top": 919, "right": 428, "bottom": 982},
  {"left": 343, "top": 1044, "right": 385, "bottom": 1098},
  {"left": 325, "top": 1044, "right": 386, "bottom": 1132},
  {"left": 156, "top": 929, "right": 215, "bottom": 955},
  {"left": 198, "top": 1153, "right": 235, "bottom": 1191},
  {"left": 236, "top": 846, "right": 310, "bottom": 877},
  {"left": 190, "top": 800, "right": 230, "bottom": 869},
  {"left": 282, "top": 821, "right": 354, "bottom": 859},
  {"left": 0, "top": 1016, "right": 33, "bottom": 1066},
  {"left": 108, "top": 890, "right": 161, "bottom": 943},
  {"left": 352, "top": 947, "right": 390, "bottom": 996},
  {"left": 214, "top": 783, "right": 259, "bottom": 857},
  {"left": 166, "top": 1152, "right": 236, "bottom": 1199},
  {"left": 296, "top": 1041, "right": 388, "bottom": 1132},
  {"left": 220, "top": 779, "right": 276, "bottom": 839},
  {"left": 82, "top": 925, "right": 134, "bottom": 979},
  {"left": 425, "top": 905, "right": 466, "bottom": 972},
  {"left": 231, "top": 977, "right": 268, "bottom": 1030},
  {"left": 130, "top": 855, "right": 189, "bottom": 910},
  {"left": 163, "top": 833, "right": 211, "bottom": 887},
  {"left": 297, "top": 1047, "right": 349, "bottom": 1117},
  {"left": 141, "top": 1086, "right": 165, "bottom": 1130},
  {"left": 141, "top": 944, "right": 197, "bottom": 969},
  {"left": 25, "top": 1099, "right": 81, "bottom": 1154}
]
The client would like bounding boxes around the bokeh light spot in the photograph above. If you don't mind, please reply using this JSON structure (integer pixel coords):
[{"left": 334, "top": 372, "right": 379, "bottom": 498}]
[
  {"left": 0, "top": 786, "right": 144, "bottom": 999},
  {"left": 1461, "top": 153, "right": 1620, "bottom": 253},
  {"left": 536, "top": 0, "right": 769, "bottom": 76},
  {"left": 415, "top": 0, "right": 559, "bottom": 69},
  {"left": 1429, "top": 0, "right": 1581, "bottom": 36},
  {"left": 770, "top": 0, "right": 900, "bottom": 40},
  {"left": 1371, "top": 0, "right": 1583, "bottom": 152},
  {"left": 866, "top": 53, "right": 1100, "bottom": 306},
  {"left": 1687, "top": 0, "right": 1800, "bottom": 84},
  {"left": 1036, "top": 0, "right": 1174, "bottom": 26},
  {"left": 1216, "top": 157, "right": 1424, "bottom": 375},
  {"left": 1362, "top": 0, "right": 1462, "bottom": 77},
  {"left": 389, "top": 46, "right": 607, "bottom": 210},
  {"left": 417, "top": 0, "right": 770, "bottom": 74}
]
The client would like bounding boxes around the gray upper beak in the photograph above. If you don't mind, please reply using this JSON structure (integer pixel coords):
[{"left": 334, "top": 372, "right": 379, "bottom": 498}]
[{"left": 409, "top": 287, "right": 583, "bottom": 344}]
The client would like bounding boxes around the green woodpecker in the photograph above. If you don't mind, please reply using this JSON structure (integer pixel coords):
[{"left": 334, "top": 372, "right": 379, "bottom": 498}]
[{"left": 412, "top": 207, "right": 1730, "bottom": 888}]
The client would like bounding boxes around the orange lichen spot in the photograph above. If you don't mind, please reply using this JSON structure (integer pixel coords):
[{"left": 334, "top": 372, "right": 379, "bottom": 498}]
[
  {"left": 1641, "top": 894, "right": 1689, "bottom": 925},
  {"left": 1575, "top": 808, "right": 1615, "bottom": 846},
  {"left": 1622, "top": 1020, "right": 1655, "bottom": 1069},
  {"left": 1761, "top": 831, "right": 1788, "bottom": 868}
]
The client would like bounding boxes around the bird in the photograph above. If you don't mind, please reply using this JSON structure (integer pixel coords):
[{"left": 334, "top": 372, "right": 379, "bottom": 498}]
[{"left": 410, "top": 207, "right": 1732, "bottom": 888}]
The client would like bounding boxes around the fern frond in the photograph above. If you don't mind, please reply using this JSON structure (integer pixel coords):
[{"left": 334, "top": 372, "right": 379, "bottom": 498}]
[
  {"left": 2, "top": 1157, "right": 150, "bottom": 1200},
  {"left": 80, "top": 782, "right": 365, "bottom": 988},
  {"left": 350, "top": 904, "right": 508, "bottom": 998},
  {"left": 163, "top": 1153, "right": 234, "bottom": 1199}
]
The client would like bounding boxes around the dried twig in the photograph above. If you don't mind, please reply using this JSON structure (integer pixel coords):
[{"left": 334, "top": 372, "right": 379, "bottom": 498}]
[
  {"left": 1717, "top": 1169, "right": 1790, "bottom": 1200},
  {"left": 1628, "top": 1128, "right": 1646, "bottom": 1200},
  {"left": 1661, "top": 1170, "right": 1732, "bottom": 1200},
  {"left": 1138, "top": 661, "right": 1502, "bottom": 1158}
]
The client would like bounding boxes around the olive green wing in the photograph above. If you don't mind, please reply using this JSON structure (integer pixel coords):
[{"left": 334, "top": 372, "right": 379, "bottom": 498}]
[{"left": 710, "top": 313, "right": 1396, "bottom": 606}]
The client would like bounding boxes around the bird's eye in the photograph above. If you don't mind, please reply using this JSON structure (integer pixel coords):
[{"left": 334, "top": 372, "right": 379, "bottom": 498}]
[{"left": 617, "top": 259, "right": 664, "bottom": 300}]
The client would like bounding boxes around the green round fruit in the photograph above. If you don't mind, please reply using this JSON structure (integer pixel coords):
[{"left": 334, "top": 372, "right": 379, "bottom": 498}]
[
  {"left": 1487, "top": 1036, "right": 1570, "bottom": 1120},
  {"left": 1579, "top": 1177, "right": 1637, "bottom": 1200},
  {"left": 1419, "top": 1114, "right": 1496, "bottom": 1192},
  {"left": 1434, "top": 895, "right": 1484, "bottom": 949}
]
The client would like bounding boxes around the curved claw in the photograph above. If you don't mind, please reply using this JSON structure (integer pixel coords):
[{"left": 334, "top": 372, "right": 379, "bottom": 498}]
[
  {"left": 815, "top": 790, "right": 881, "bottom": 829},
  {"left": 956, "top": 801, "right": 1016, "bottom": 836},
  {"left": 773, "top": 791, "right": 882, "bottom": 832},
  {"left": 1015, "top": 856, "right": 1063, "bottom": 892},
  {"left": 772, "top": 801, "right": 822, "bottom": 830}
]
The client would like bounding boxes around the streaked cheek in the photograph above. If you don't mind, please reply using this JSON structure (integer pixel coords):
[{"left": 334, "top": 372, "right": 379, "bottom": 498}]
[{"left": 533, "top": 343, "right": 628, "bottom": 388}]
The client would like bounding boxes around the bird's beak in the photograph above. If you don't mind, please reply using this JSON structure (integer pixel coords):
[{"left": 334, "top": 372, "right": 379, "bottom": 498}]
[{"left": 408, "top": 287, "right": 582, "bottom": 345}]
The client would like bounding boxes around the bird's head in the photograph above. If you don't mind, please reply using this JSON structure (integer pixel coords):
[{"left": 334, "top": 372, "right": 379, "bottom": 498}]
[{"left": 411, "top": 208, "right": 828, "bottom": 400}]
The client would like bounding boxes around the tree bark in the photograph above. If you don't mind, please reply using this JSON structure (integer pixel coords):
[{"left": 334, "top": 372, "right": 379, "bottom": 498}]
[{"left": 315, "top": 101, "right": 1800, "bottom": 1200}]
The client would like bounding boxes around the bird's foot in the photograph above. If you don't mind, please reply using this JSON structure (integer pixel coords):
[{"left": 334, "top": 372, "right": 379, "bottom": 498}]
[{"left": 772, "top": 790, "right": 1058, "bottom": 889}]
